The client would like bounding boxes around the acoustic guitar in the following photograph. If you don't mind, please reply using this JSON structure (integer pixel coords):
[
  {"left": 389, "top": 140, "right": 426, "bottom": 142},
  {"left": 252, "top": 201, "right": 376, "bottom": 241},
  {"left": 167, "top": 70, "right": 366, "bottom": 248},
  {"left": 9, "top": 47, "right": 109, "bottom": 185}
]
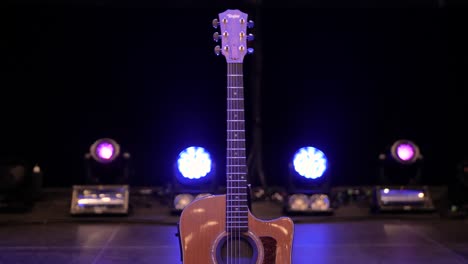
[{"left": 178, "top": 9, "right": 294, "bottom": 264}]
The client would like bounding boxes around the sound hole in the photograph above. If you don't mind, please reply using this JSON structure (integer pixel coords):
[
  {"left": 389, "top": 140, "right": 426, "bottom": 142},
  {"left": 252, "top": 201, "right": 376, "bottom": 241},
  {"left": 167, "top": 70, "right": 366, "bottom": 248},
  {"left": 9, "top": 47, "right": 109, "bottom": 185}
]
[{"left": 216, "top": 234, "right": 258, "bottom": 264}]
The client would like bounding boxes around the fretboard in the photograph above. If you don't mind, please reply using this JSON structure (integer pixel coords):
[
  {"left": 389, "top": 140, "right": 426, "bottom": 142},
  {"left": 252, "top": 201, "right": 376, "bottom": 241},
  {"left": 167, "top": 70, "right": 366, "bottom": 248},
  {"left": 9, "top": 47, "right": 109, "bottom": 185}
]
[{"left": 226, "top": 62, "right": 248, "bottom": 233}]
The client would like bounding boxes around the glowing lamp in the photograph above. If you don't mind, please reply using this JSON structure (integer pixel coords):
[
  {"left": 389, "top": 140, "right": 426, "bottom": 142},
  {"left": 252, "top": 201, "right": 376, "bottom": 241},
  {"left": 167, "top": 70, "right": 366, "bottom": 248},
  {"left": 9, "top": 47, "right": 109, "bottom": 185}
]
[
  {"left": 390, "top": 139, "right": 420, "bottom": 164},
  {"left": 90, "top": 138, "right": 120, "bottom": 163},
  {"left": 292, "top": 146, "right": 328, "bottom": 179},
  {"left": 171, "top": 146, "right": 217, "bottom": 214},
  {"left": 177, "top": 146, "right": 212, "bottom": 180}
]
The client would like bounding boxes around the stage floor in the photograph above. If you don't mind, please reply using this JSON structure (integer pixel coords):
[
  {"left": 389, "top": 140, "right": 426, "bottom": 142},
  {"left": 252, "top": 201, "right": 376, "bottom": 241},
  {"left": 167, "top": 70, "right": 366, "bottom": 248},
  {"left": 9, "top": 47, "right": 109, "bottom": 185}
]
[
  {"left": 0, "top": 219, "right": 468, "bottom": 264},
  {"left": 0, "top": 188, "right": 467, "bottom": 263}
]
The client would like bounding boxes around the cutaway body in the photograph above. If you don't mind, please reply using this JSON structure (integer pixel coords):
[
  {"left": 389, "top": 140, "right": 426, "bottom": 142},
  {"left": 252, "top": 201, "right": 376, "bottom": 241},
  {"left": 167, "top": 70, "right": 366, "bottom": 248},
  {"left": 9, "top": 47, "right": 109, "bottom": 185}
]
[{"left": 179, "top": 195, "right": 294, "bottom": 264}]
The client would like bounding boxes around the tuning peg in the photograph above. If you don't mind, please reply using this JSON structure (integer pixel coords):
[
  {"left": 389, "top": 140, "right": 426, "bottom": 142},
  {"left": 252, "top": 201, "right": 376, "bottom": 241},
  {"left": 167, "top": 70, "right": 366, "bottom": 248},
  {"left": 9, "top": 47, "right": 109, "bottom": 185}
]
[
  {"left": 213, "top": 32, "right": 221, "bottom": 42},
  {"left": 212, "top": 18, "right": 219, "bottom": 28},
  {"left": 247, "top": 20, "right": 254, "bottom": 28},
  {"left": 247, "top": 48, "right": 254, "bottom": 54},
  {"left": 214, "top": 45, "right": 221, "bottom": 56},
  {"left": 247, "top": 34, "right": 254, "bottom": 41}
]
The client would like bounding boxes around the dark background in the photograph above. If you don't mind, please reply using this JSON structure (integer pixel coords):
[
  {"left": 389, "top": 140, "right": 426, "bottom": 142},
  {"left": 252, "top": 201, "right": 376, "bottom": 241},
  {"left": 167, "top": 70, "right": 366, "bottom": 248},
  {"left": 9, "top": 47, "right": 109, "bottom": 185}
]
[{"left": 0, "top": 1, "right": 466, "bottom": 189}]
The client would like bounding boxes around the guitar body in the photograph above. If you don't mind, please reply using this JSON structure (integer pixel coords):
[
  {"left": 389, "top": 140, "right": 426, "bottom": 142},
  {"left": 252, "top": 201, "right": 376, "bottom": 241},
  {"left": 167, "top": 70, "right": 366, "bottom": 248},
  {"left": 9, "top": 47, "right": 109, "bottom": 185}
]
[{"left": 179, "top": 195, "right": 294, "bottom": 264}]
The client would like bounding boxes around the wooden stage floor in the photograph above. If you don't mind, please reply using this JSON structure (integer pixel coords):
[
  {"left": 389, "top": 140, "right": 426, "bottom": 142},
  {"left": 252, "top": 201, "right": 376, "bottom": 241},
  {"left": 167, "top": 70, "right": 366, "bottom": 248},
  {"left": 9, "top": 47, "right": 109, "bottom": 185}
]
[{"left": 0, "top": 188, "right": 467, "bottom": 263}]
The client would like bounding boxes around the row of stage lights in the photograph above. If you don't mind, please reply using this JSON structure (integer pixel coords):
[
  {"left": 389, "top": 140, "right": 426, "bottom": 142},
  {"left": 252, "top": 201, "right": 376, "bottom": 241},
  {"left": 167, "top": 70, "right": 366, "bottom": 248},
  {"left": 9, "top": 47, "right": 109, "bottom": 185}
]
[
  {"left": 72, "top": 137, "right": 432, "bottom": 215},
  {"left": 1, "top": 138, "right": 467, "bottom": 215}
]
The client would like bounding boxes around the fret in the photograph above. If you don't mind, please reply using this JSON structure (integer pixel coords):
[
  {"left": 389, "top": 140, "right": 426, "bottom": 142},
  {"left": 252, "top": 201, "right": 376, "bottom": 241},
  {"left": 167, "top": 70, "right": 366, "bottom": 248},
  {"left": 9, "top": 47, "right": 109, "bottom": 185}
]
[
  {"left": 226, "top": 202, "right": 247, "bottom": 205},
  {"left": 227, "top": 134, "right": 244, "bottom": 137},
  {"left": 226, "top": 200, "right": 247, "bottom": 202},
  {"left": 226, "top": 166, "right": 246, "bottom": 169},
  {"left": 226, "top": 226, "right": 249, "bottom": 229},
  {"left": 227, "top": 74, "right": 243, "bottom": 76},
  {"left": 227, "top": 181, "right": 247, "bottom": 183},
  {"left": 226, "top": 168, "right": 246, "bottom": 171},
  {"left": 227, "top": 115, "right": 244, "bottom": 119}
]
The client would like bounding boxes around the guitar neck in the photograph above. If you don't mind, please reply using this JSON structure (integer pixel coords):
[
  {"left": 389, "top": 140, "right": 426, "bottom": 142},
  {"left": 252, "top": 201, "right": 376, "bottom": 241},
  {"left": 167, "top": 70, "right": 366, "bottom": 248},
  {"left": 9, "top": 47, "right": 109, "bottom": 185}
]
[{"left": 226, "top": 62, "right": 248, "bottom": 233}]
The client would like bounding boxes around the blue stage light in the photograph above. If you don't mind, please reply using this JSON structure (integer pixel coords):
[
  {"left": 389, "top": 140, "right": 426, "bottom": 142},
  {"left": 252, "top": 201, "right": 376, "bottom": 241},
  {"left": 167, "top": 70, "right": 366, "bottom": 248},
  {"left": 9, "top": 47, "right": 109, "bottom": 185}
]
[
  {"left": 292, "top": 146, "right": 328, "bottom": 179},
  {"left": 177, "top": 146, "right": 212, "bottom": 180}
]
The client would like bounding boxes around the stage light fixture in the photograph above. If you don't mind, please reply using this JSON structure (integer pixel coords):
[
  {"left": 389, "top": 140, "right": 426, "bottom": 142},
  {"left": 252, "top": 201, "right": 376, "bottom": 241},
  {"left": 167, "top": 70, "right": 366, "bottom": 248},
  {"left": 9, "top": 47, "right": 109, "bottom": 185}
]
[
  {"left": 390, "top": 139, "right": 420, "bottom": 165},
  {"left": 293, "top": 146, "right": 328, "bottom": 180},
  {"left": 174, "top": 194, "right": 194, "bottom": 210},
  {"left": 84, "top": 138, "right": 130, "bottom": 185},
  {"left": 90, "top": 138, "right": 121, "bottom": 164},
  {"left": 177, "top": 146, "right": 212, "bottom": 180},
  {"left": 70, "top": 138, "right": 131, "bottom": 216},
  {"left": 448, "top": 158, "right": 468, "bottom": 215},
  {"left": 284, "top": 146, "right": 333, "bottom": 215},
  {"left": 170, "top": 146, "right": 217, "bottom": 214},
  {"left": 0, "top": 160, "right": 42, "bottom": 212},
  {"left": 372, "top": 139, "right": 434, "bottom": 213}
]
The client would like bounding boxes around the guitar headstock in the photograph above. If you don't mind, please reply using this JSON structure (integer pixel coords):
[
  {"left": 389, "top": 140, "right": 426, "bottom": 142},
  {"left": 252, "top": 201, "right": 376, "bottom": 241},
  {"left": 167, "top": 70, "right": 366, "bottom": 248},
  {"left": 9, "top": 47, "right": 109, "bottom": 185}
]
[{"left": 212, "top": 9, "right": 254, "bottom": 63}]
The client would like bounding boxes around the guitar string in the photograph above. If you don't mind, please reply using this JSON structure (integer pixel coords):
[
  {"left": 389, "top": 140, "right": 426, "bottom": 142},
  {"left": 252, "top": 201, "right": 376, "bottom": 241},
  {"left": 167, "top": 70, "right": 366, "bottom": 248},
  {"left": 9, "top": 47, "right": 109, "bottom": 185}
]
[
  {"left": 230, "top": 62, "right": 233, "bottom": 264},
  {"left": 227, "top": 62, "right": 231, "bottom": 264},
  {"left": 236, "top": 62, "right": 243, "bottom": 264},
  {"left": 237, "top": 62, "right": 241, "bottom": 264},
  {"left": 234, "top": 62, "right": 238, "bottom": 264},
  {"left": 235, "top": 62, "right": 239, "bottom": 264},
  {"left": 236, "top": 63, "right": 244, "bottom": 262},
  {"left": 229, "top": 62, "right": 234, "bottom": 264}
]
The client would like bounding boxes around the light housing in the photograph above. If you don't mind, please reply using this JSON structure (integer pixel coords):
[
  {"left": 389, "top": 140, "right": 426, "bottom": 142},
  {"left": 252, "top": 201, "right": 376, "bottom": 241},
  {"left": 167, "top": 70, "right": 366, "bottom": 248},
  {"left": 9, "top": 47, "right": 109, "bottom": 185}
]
[
  {"left": 373, "top": 140, "right": 433, "bottom": 213},
  {"left": 72, "top": 138, "right": 131, "bottom": 216},
  {"left": 84, "top": 138, "right": 130, "bottom": 185},
  {"left": 448, "top": 159, "right": 468, "bottom": 214},
  {"left": 378, "top": 139, "right": 423, "bottom": 186},
  {"left": 284, "top": 146, "right": 333, "bottom": 215},
  {"left": 372, "top": 186, "right": 434, "bottom": 213},
  {"left": 0, "top": 161, "right": 42, "bottom": 212},
  {"left": 70, "top": 185, "right": 129, "bottom": 215}
]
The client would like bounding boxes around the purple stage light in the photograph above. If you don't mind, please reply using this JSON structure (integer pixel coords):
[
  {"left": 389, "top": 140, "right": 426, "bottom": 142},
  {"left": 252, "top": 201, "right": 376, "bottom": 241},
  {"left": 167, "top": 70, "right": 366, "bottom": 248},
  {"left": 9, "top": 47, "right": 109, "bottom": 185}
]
[
  {"left": 396, "top": 144, "right": 415, "bottom": 161},
  {"left": 89, "top": 138, "right": 120, "bottom": 163},
  {"left": 390, "top": 139, "right": 419, "bottom": 164},
  {"left": 96, "top": 142, "right": 115, "bottom": 160}
]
